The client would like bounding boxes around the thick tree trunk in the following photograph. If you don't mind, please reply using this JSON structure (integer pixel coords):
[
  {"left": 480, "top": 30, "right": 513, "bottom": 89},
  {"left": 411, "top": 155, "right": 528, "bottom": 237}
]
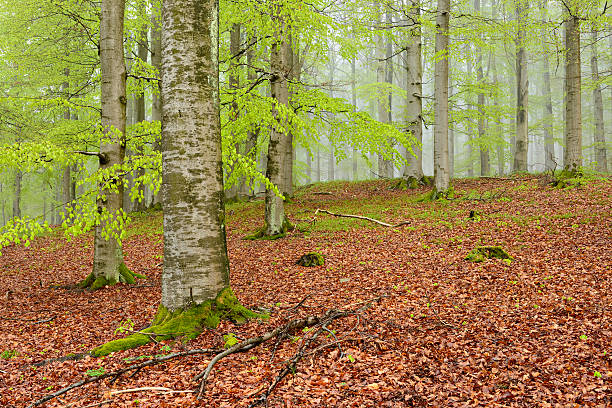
[
  {"left": 150, "top": 3, "right": 162, "bottom": 207},
  {"left": 92, "top": 0, "right": 127, "bottom": 284},
  {"left": 403, "top": 0, "right": 424, "bottom": 182},
  {"left": 433, "top": 0, "right": 450, "bottom": 193},
  {"left": 13, "top": 170, "right": 22, "bottom": 219},
  {"left": 513, "top": 0, "right": 529, "bottom": 172},
  {"left": 265, "top": 10, "right": 289, "bottom": 236},
  {"left": 590, "top": 28, "right": 607, "bottom": 172},
  {"left": 563, "top": 10, "right": 582, "bottom": 170},
  {"left": 160, "top": 0, "right": 230, "bottom": 310}
]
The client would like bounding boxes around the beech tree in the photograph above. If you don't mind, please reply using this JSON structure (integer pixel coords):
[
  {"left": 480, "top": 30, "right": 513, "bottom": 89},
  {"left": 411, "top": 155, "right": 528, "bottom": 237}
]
[
  {"left": 514, "top": 0, "right": 529, "bottom": 173},
  {"left": 563, "top": 1, "right": 582, "bottom": 170}
]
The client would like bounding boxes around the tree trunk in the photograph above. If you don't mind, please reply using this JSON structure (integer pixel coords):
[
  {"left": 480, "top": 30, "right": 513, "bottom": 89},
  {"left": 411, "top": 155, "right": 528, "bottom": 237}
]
[
  {"left": 328, "top": 48, "right": 335, "bottom": 182},
  {"left": 433, "top": 0, "right": 450, "bottom": 193},
  {"left": 513, "top": 0, "right": 528, "bottom": 172},
  {"left": 13, "top": 170, "right": 22, "bottom": 219},
  {"left": 241, "top": 34, "right": 260, "bottom": 197},
  {"left": 316, "top": 145, "right": 321, "bottom": 182},
  {"left": 351, "top": 51, "right": 358, "bottom": 181},
  {"left": 91, "top": 0, "right": 127, "bottom": 285},
  {"left": 150, "top": 2, "right": 162, "bottom": 207},
  {"left": 226, "top": 23, "right": 241, "bottom": 201},
  {"left": 133, "top": 23, "right": 148, "bottom": 212},
  {"left": 403, "top": 0, "right": 424, "bottom": 183},
  {"left": 563, "top": 9, "right": 582, "bottom": 170},
  {"left": 375, "top": 1, "right": 391, "bottom": 178},
  {"left": 475, "top": 0, "right": 489, "bottom": 176},
  {"left": 465, "top": 43, "right": 474, "bottom": 177},
  {"left": 590, "top": 27, "right": 607, "bottom": 172},
  {"left": 160, "top": 0, "right": 230, "bottom": 309},
  {"left": 265, "top": 8, "right": 289, "bottom": 236},
  {"left": 282, "top": 34, "right": 294, "bottom": 196}
]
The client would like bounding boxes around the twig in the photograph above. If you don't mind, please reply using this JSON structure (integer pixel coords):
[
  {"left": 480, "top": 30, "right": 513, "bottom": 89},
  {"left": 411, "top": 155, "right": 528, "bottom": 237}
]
[
  {"left": 70, "top": 400, "right": 112, "bottom": 408},
  {"left": 28, "top": 348, "right": 219, "bottom": 407},
  {"left": 314, "top": 209, "right": 410, "bottom": 228},
  {"left": 110, "top": 387, "right": 194, "bottom": 395}
]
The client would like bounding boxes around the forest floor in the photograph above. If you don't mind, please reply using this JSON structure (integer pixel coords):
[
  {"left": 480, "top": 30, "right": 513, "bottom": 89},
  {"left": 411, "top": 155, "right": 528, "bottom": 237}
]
[{"left": 0, "top": 175, "right": 610, "bottom": 407}]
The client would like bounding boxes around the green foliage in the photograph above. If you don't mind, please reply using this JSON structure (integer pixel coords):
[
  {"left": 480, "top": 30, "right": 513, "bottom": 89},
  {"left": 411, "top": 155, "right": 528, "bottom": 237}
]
[
  {"left": 223, "top": 333, "right": 240, "bottom": 349},
  {"left": 465, "top": 246, "right": 512, "bottom": 263},
  {"left": 1, "top": 349, "right": 18, "bottom": 359}
]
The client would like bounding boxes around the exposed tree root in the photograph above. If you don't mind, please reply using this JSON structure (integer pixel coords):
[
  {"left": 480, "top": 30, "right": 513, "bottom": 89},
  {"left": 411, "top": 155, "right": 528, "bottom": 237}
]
[
  {"left": 313, "top": 209, "right": 410, "bottom": 228},
  {"left": 79, "top": 263, "right": 146, "bottom": 291}
]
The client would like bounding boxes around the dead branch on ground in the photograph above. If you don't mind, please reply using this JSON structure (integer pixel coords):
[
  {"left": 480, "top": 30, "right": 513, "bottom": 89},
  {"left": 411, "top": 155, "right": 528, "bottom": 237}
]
[{"left": 313, "top": 209, "right": 410, "bottom": 228}]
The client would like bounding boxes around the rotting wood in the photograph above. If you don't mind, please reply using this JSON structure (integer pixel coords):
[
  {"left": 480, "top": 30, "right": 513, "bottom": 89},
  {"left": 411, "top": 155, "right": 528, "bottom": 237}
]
[{"left": 314, "top": 209, "right": 410, "bottom": 228}]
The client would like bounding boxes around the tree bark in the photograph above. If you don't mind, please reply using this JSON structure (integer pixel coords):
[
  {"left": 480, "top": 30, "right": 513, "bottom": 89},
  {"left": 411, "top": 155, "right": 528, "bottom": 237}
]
[
  {"left": 590, "top": 27, "right": 607, "bottom": 172},
  {"left": 465, "top": 43, "right": 474, "bottom": 177},
  {"left": 563, "top": 8, "right": 582, "bottom": 170},
  {"left": 13, "top": 170, "right": 22, "bottom": 219},
  {"left": 265, "top": 6, "right": 289, "bottom": 236},
  {"left": 150, "top": 2, "right": 162, "bottom": 207},
  {"left": 475, "top": 0, "right": 489, "bottom": 176},
  {"left": 241, "top": 34, "right": 260, "bottom": 197},
  {"left": 161, "top": 0, "right": 230, "bottom": 310},
  {"left": 539, "top": 1, "right": 555, "bottom": 171},
  {"left": 351, "top": 49, "right": 358, "bottom": 181},
  {"left": 226, "top": 23, "right": 241, "bottom": 201},
  {"left": 433, "top": 0, "right": 450, "bottom": 193},
  {"left": 132, "top": 22, "right": 148, "bottom": 212},
  {"left": 513, "top": 0, "right": 529, "bottom": 172},
  {"left": 282, "top": 34, "right": 294, "bottom": 196},
  {"left": 92, "top": 0, "right": 127, "bottom": 283},
  {"left": 403, "top": 0, "right": 424, "bottom": 182}
]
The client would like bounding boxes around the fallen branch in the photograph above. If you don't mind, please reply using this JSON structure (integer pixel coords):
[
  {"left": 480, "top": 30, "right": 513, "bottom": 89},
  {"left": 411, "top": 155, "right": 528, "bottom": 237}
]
[
  {"left": 27, "top": 348, "right": 219, "bottom": 407},
  {"left": 314, "top": 209, "right": 410, "bottom": 228},
  {"left": 110, "top": 387, "right": 194, "bottom": 396}
]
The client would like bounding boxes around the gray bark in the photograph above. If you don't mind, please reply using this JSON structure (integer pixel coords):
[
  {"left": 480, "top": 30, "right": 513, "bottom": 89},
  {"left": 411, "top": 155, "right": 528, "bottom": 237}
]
[
  {"left": 241, "top": 34, "right": 260, "bottom": 197},
  {"left": 513, "top": 0, "right": 529, "bottom": 172},
  {"left": 282, "top": 35, "right": 295, "bottom": 196},
  {"left": 351, "top": 51, "right": 358, "bottom": 180},
  {"left": 465, "top": 43, "right": 474, "bottom": 177},
  {"left": 133, "top": 23, "right": 148, "bottom": 212},
  {"left": 265, "top": 9, "right": 289, "bottom": 235},
  {"left": 563, "top": 10, "right": 582, "bottom": 170},
  {"left": 433, "top": 0, "right": 450, "bottom": 192},
  {"left": 475, "top": 0, "right": 489, "bottom": 176},
  {"left": 403, "top": 0, "right": 424, "bottom": 181},
  {"left": 226, "top": 23, "right": 241, "bottom": 201},
  {"left": 161, "top": 0, "right": 230, "bottom": 310},
  {"left": 150, "top": 3, "right": 162, "bottom": 206},
  {"left": 93, "top": 0, "right": 127, "bottom": 282},
  {"left": 590, "top": 28, "right": 607, "bottom": 172},
  {"left": 13, "top": 170, "right": 22, "bottom": 219}
]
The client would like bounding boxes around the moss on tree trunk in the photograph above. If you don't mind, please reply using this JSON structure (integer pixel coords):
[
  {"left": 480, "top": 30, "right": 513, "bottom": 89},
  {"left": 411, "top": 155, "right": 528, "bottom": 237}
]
[
  {"left": 92, "top": 287, "right": 267, "bottom": 357},
  {"left": 79, "top": 263, "right": 145, "bottom": 291}
]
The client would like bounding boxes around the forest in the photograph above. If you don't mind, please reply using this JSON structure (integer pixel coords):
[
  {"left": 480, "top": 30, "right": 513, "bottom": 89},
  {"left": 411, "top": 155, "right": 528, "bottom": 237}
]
[{"left": 0, "top": 0, "right": 610, "bottom": 406}]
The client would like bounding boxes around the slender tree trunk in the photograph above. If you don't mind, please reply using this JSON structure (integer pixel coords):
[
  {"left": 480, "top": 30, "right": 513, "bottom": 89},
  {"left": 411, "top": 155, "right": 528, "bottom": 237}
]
[
  {"left": 351, "top": 51, "right": 358, "bottom": 181},
  {"left": 563, "top": 8, "right": 582, "bottom": 170},
  {"left": 433, "top": 0, "right": 450, "bottom": 193},
  {"left": 403, "top": 0, "right": 424, "bottom": 182},
  {"left": 327, "top": 48, "right": 335, "bottom": 182},
  {"left": 265, "top": 8, "right": 289, "bottom": 236},
  {"left": 449, "top": 76, "right": 454, "bottom": 178},
  {"left": 513, "top": 0, "right": 529, "bottom": 172},
  {"left": 226, "top": 23, "right": 241, "bottom": 201},
  {"left": 537, "top": 1, "right": 555, "bottom": 171},
  {"left": 590, "top": 28, "right": 607, "bottom": 172},
  {"left": 150, "top": 3, "right": 162, "bottom": 207},
  {"left": 475, "top": 0, "right": 489, "bottom": 176},
  {"left": 282, "top": 34, "right": 294, "bottom": 196},
  {"left": 160, "top": 0, "right": 230, "bottom": 309},
  {"left": 13, "top": 170, "right": 22, "bottom": 219},
  {"left": 316, "top": 145, "right": 321, "bottom": 182},
  {"left": 0, "top": 182, "right": 5, "bottom": 227},
  {"left": 92, "top": 0, "right": 127, "bottom": 284},
  {"left": 132, "top": 24, "right": 148, "bottom": 212},
  {"left": 375, "top": 1, "right": 390, "bottom": 178},
  {"left": 241, "top": 34, "right": 260, "bottom": 197},
  {"left": 465, "top": 43, "right": 474, "bottom": 177}
]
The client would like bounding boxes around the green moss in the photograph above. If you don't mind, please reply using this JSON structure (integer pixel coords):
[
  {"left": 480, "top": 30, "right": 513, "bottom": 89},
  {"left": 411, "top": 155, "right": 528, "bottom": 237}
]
[
  {"left": 118, "top": 263, "right": 135, "bottom": 284},
  {"left": 90, "top": 276, "right": 110, "bottom": 291},
  {"left": 244, "top": 218, "right": 293, "bottom": 240},
  {"left": 79, "top": 272, "right": 95, "bottom": 289},
  {"left": 92, "top": 287, "right": 268, "bottom": 357},
  {"left": 465, "top": 246, "right": 512, "bottom": 263},
  {"left": 297, "top": 252, "right": 325, "bottom": 267}
]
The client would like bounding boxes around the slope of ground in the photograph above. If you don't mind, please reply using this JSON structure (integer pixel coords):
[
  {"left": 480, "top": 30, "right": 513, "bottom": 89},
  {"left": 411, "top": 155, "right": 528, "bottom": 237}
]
[{"left": 0, "top": 175, "right": 610, "bottom": 407}]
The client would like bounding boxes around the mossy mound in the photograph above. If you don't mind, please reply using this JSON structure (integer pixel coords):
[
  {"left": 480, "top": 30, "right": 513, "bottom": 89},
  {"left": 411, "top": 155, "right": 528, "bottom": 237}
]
[
  {"left": 552, "top": 168, "right": 586, "bottom": 189},
  {"left": 244, "top": 218, "right": 293, "bottom": 240},
  {"left": 92, "top": 287, "right": 267, "bottom": 357},
  {"left": 79, "top": 263, "right": 146, "bottom": 291},
  {"left": 297, "top": 252, "right": 325, "bottom": 267},
  {"left": 422, "top": 185, "right": 454, "bottom": 201},
  {"left": 465, "top": 246, "right": 512, "bottom": 263}
]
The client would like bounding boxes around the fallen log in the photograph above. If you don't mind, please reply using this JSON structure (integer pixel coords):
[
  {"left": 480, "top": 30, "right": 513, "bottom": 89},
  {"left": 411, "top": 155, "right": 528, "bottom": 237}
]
[{"left": 314, "top": 209, "right": 410, "bottom": 228}]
